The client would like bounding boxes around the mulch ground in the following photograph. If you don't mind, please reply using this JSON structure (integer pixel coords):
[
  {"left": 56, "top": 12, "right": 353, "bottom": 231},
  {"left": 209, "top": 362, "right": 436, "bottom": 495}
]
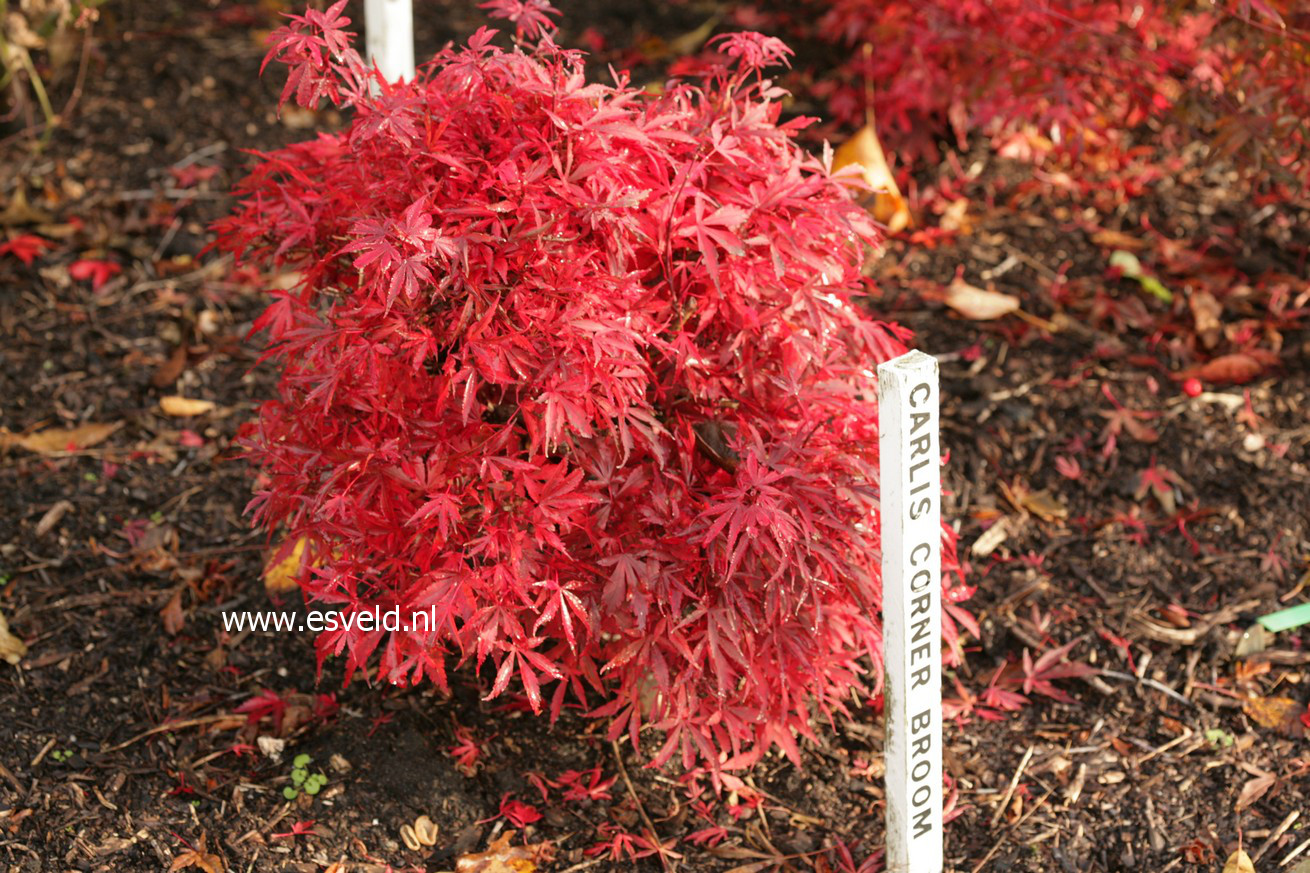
[{"left": 2, "top": 2, "right": 1308, "bottom": 872}]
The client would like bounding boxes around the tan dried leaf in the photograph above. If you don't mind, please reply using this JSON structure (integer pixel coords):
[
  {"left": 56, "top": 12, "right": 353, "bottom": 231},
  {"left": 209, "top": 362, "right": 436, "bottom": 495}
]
[
  {"left": 159, "top": 396, "right": 216, "bottom": 417},
  {"left": 1019, "top": 489, "right": 1068, "bottom": 521},
  {"left": 456, "top": 831, "right": 545, "bottom": 873},
  {"left": 0, "top": 421, "right": 121, "bottom": 455},
  {"left": 0, "top": 610, "right": 28, "bottom": 666},
  {"left": 167, "top": 834, "right": 224, "bottom": 873},
  {"left": 0, "top": 187, "right": 53, "bottom": 226},
  {"left": 832, "top": 123, "right": 911, "bottom": 233},
  {"left": 1242, "top": 695, "right": 1305, "bottom": 738},
  {"left": 1235, "top": 772, "right": 1276, "bottom": 812},
  {"left": 1222, "top": 849, "right": 1255, "bottom": 873},
  {"left": 944, "top": 277, "right": 1020, "bottom": 321}
]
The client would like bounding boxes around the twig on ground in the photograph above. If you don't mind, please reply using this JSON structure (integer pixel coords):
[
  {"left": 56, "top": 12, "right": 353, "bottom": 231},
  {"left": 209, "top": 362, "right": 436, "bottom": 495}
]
[
  {"left": 1098, "top": 669, "right": 1195, "bottom": 708},
  {"left": 989, "top": 744, "right": 1035, "bottom": 828},
  {"left": 1253, "top": 810, "right": 1299, "bottom": 863},
  {"left": 611, "top": 739, "right": 676, "bottom": 872}
]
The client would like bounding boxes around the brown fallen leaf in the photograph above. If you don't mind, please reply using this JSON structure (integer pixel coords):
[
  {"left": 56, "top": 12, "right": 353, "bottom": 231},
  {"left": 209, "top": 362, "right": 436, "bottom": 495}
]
[
  {"left": 0, "top": 421, "right": 121, "bottom": 455},
  {"left": 1177, "top": 352, "right": 1270, "bottom": 385},
  {"left": 456, "top": 831, "right": 549, "bottom": 873},
  {"left": 153, "top": 344, "right": 190, "bottom": 387},
  {"left": 168, "top": 833, "right": 224, "bottom": 873},
  {"left": 1242, "top": 695, "right": 1305, "bottom": 739},
  {"left": 160, "top": 588, "right": 186, "bottom": 636},
  {"left": 0, "top": 611, "right": 28, "bottom": 666},
  {"left": 1019, "top": 489, "right": 1068, "bottom": 522},
  {"left": 1235, "top": 771, "right": 1277, "bottom": 812},
  {"left": 1222, "top": 849, "right": 1255, "bottom": 873},
  {"left": 160, "top": 396, "right": 216, "bottom": 417},
  {"left": 0, "top": 187, "right": 53, "bottom": 226},
  {"left": 832, "top": 123, "right": 911, "bottom": 233},
  {"left": 944, "top": 276, "right": 1020, "bottom": 321}
]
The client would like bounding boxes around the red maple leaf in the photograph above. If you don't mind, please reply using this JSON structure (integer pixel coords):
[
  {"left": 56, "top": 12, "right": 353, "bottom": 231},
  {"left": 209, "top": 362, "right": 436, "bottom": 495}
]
[
  {"left": 0, "top": 234, "right": 54, "bottom": 266},
  {"left": 234, "top": 689, "right": 289, "bottom": 734},
  {"left": 271, "top": 820, "right": 316, "bottom": 840},
  {"left": 69, "top": 258, "right": 123, "bottom": 293},
  {"left": 496, "top": 794, "right": 541, "bottom": 828}
]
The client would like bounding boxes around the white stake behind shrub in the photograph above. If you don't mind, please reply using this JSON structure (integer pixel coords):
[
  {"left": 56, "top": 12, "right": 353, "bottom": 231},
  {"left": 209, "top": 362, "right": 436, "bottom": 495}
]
[{"left": 365, "top": 0, "right": 415, "bottom": 83}]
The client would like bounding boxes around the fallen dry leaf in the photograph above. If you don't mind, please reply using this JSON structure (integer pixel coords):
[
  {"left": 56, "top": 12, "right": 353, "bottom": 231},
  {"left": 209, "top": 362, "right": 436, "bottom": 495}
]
[
  {"left": 0, "top": 611, "right": 28, "bottom": 666},
  {"left": 944, "top": 276, "right": 1020, "bottom": 321},
  {"left": 264, "top": 537, "right": 309, "bottom": 596},
  {"left": 1235, "top": 771, "right": 1277, "bottom": 812},
  {"left": 0, "top": 187, "right": 53, "bottom": 226},
  {"left": 832, "top": 123, "right": 911, "bottom": 233},
  {"left": 0, "top": 421, "right": 121, "bottom": 455},
  {"left": 168, "top": 834, "right": 224, "bottom": 873},
  {"left": 1177, "top": 352, "right": 1271, "bottom": 385},
  {"left": 1222, "top": 849, "right": 1255, "bottom": 873},
  {"left": 159, "top": 396, "right": 216, "bottom": 417},
  {"left": 1019, "top": 489, "right": 1068, "bottom": 521},
  {"left": 153, "top": 344, "right": 190, "bottom": 387},
  {"left": 1242, "top": 695, "right": 1305, "bottom": 739},
  {"left": 456, "top": 831, "right": 547, "bottom": 873},
  {"left": 160, "top": 588, "right": 186, "bottom": 636}
]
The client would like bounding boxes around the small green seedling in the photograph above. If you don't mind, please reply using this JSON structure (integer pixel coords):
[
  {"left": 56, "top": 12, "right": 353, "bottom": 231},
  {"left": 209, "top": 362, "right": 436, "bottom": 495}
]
[
  {"left": 283, "top": 753, "right": 328, "bottom": 800},
  {"left": 50, "top": 748, "right": 75, "bottom": 763},
  {"left": 1204, "top": 728, "right": 1235, "bottom": 748}
]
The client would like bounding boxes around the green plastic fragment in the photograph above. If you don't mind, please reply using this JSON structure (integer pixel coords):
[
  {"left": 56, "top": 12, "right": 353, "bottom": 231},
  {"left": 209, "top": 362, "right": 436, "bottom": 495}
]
[{"left": 1256, "top": 601, "right": 1310, "bottom": 634}]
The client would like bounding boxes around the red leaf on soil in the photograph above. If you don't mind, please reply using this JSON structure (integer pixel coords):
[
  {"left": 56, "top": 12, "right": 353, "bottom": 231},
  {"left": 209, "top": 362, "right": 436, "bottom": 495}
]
[
  {"left": 69, "top": 258, "right": 123, "bottom": 293},
  {"left": 0, "top": 234, "right": 55, "bottom": 266},
  {"left": 496, "top": 794, "right": 542, "bottom": 828},
  {"left": 235, "top": 689, "right": 289, "bottom": 734}
]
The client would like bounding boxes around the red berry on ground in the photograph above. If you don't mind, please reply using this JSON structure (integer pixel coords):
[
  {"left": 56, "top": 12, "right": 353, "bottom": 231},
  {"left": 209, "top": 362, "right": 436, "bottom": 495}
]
[{"left": 1183, "top": 378, "right": 1203, "bottom": 398}]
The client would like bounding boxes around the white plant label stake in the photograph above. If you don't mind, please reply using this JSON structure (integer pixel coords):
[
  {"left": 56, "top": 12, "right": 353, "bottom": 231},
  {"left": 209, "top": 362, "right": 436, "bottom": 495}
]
[
  {"left": 365, "top": 0, "right": 416, "bottom": 84},
  {"left": 878, "top": 350, "right": 943, "bottom": 873}
]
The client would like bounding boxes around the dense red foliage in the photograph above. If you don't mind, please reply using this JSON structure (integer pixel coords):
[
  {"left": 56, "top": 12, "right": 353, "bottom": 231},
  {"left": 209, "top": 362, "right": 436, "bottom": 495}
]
[
  {"left": 778, "top": 0, "right": 1308, "bottom": 185},
  {"left": 216, "top": 3, "right": 972, "bottom": 771}
]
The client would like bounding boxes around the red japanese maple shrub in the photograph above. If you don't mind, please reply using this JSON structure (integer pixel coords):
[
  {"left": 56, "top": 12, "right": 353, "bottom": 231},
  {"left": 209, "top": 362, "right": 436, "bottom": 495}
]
[{"left": 216, "top": 2, "right": 972, "bottom": 771}]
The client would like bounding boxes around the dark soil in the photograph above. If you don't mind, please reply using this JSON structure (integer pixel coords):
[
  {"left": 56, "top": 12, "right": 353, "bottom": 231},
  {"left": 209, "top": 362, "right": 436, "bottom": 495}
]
[{"left": 2, "top": 2, "right": 1308, "bottom": 872}]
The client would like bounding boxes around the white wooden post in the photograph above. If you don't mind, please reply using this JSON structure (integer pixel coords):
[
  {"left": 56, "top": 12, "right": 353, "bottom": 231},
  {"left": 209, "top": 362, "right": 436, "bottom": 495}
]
[
  {"left": 878, "top": 350, "right": 943, "bottom": 873},
  {"left": 365, "top": 0, "right": 416, "bottom": 83}
]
